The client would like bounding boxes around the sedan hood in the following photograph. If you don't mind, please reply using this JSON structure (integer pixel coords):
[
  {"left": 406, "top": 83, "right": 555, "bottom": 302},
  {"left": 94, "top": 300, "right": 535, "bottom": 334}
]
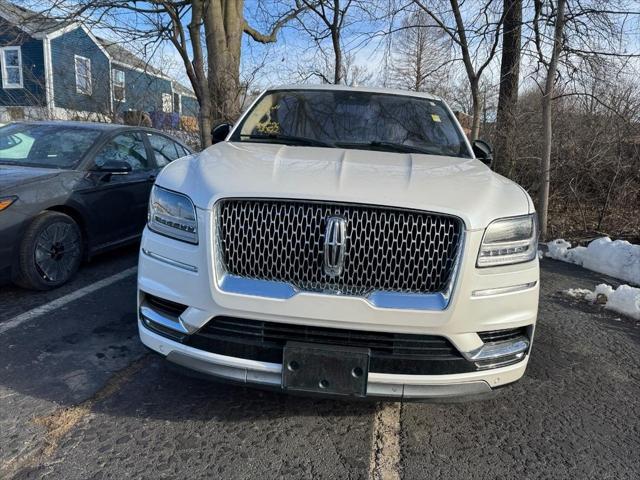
[
  {"left": 158, "top": 142, "right": 532, "bottom": 230},
  {"left": 0, "top": 165, "right": 61, "bottom": 191}
]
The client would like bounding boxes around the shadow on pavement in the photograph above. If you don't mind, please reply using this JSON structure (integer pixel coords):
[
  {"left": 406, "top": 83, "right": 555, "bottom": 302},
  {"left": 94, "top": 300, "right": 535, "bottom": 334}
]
[{"left": 0, "top": 274, "right": 374, "bottom": 423}]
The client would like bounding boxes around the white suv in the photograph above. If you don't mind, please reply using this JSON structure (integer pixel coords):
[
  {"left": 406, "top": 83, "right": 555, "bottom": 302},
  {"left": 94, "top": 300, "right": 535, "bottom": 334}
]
[{"left": 138, "top": 85, "right": 539, "bottom": 399}]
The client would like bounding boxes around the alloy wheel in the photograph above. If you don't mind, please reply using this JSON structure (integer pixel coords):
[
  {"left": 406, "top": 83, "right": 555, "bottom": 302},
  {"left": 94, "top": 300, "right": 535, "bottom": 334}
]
[{"left": 34, "top": 221, "right": 81, "bottom": 283}]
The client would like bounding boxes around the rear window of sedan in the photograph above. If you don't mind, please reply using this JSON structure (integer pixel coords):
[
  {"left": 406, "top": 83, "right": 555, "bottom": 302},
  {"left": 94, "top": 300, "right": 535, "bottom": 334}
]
[{"left": 0, "top": 124, "right": 101, "bottom": 168}]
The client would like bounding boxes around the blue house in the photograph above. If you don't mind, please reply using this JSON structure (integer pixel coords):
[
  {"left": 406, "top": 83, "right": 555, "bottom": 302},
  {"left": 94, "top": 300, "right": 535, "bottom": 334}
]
[{"left": 0, "top": 0, "right": 199, "bottom": 123}]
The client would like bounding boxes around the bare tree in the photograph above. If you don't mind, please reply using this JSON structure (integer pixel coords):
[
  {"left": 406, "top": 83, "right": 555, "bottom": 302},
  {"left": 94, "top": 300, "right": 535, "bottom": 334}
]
[
  {"left": 493, "top": 0, "right": 521, "bottom": 177},
  {"left": 528, "top": 0, "right": 640, "bottom": 238},
  {"left": 297, "top": 0, "right": 355, "bottom": 84},
  {"left": 388, "top": 10, "right": 452, "bottom": 93},
  {"left": 411, "top": 0, "right": 505, "bottom": 140},
  {"left": 296, "top": 49, "right": 372, "bottom": 85},
  {"left": 536, "top": 0, "right": 566, "bottom": 239}
]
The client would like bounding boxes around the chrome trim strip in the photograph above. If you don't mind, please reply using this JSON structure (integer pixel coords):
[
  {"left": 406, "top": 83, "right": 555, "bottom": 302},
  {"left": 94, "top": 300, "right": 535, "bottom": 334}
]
[
  {"left": 219, "top": 275, "right": 297, "bottom": 300},
  {"left": 164, "top": 350, "right": 492, "bottom": 398},
  {"left": 441, "top": 228, "right": 466, "bottom": 308},
  {"left": 167, "top": 351, "right": 282, "bottom": 385},
  {"left": 140, "top": 303, "right": 190, "bottom": 334},
  {"left": 472, "top": 281, "right": 537, "bottom": 297},
  {"left": 218, "top": 274, "right": 452, "bottom": 310},
  {"left": 367, "top": 291, "right": 448, "bottom": 310},
  {"left": 463, "top": 336, "right": 530, "bottom": 362},
  {"left": 472, "top": 353, "right": 526, "bottom": 370},
  {"left": 142, "top": 248, "right": 198, "bottom": 273}
]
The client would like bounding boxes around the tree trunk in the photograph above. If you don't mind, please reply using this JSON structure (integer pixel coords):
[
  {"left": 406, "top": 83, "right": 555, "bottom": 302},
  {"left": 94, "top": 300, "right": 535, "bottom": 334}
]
[
  {"left": 204, "top": 0, "right": 243, "bottom": 125},
  {"left": 538, "top": 0, "right": 566, "bottom": 239},
  {"left": 187, "top": 0, "right": 212, "bottom": 149},
  {"left": 494, "top": 0, "right": 522, "bottom": 177},
  {"left": 199, "top": 100, "right": 213, "bottom": 149},
  {"left": 331, "top": 28, "right": 342, "bottom": 84},
  {"left": 470, "top": 78, "right": 481, "bottom": 140}
]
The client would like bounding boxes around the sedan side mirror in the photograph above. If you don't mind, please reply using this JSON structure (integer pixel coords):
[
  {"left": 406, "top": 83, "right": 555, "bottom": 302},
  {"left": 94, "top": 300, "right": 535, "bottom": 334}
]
[
  {"left": 96, "top": 159, "right": 132, "bottom": 173},
  {"left": 212, "top": 123, "right": 232, "bottom": 145},
  {"left": 472, "top": 139, "right": 493, "bottom": 167}
]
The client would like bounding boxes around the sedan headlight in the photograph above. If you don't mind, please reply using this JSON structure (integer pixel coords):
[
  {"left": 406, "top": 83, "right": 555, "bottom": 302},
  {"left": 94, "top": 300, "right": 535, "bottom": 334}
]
[
  {"left": 477, "top": 214, "right": 538, "bottom": 267},
  {"left": 148, "top": 186, "right": 198, "bottom": 244}
]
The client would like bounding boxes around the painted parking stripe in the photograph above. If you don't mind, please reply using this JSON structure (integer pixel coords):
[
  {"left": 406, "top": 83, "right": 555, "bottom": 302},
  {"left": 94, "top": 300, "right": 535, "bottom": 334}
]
[
  {"left": 370, "top": 402, "right": 402, "bottom": 480},
  {"left": 0, "top": 266, "right": 137, "bottom": 335}
]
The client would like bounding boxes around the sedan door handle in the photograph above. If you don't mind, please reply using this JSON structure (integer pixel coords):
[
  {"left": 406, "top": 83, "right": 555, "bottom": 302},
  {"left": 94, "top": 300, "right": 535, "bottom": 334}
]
[{"left": 148, "top": 174, "right": 157, "bottom": 182}]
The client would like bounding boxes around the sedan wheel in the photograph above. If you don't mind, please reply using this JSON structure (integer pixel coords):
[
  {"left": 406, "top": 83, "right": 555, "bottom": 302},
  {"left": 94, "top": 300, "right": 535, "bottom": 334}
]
[
  {"left": 34, "top": 222, "right": 81, "bottom": 283},
  {"left": 15, "top": 212, "right": 83, "bottom": 290}
]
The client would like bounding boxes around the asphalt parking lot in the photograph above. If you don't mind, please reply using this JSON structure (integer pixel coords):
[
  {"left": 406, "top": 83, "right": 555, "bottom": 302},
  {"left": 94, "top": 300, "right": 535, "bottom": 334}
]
[{"left": 1, "top": 247, "right": 639, "bottom": 479}]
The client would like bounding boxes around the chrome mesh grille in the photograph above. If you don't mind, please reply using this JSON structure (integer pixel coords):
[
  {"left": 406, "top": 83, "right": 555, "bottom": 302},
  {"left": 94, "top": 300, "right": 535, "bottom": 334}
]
[{"left": 216, "top": 199, "right": 462, "bottom": 296}]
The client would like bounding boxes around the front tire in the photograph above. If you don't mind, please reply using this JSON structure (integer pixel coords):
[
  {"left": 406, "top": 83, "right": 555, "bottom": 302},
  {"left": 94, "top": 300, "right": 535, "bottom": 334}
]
[{"left": 15, "top": 212, "right": 83, "bottom": 290}]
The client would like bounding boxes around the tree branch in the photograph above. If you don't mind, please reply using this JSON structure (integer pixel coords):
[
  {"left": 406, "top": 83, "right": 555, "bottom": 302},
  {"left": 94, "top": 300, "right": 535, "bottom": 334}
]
[{"left": 243, "top": 4, "right": 306, "bottom": 44}]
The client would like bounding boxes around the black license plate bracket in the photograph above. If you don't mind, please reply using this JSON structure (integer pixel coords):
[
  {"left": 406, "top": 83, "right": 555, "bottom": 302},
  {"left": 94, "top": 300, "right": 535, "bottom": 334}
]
[{"left": 282, "top": 342, "right": 370, "bottom": 397}]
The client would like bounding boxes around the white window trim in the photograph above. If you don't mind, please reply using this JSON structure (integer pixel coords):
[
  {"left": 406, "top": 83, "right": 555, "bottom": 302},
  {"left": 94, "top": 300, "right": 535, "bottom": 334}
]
[
  {"left": 74, "top": 54, "right": 92, "bottom": 95},
  {"left": 161, "top": 92, "right": 172, "bottom": 113},
  {"left": 112, "top": 68, "right": 125, "bottom": 102},
  {"left": 1, "top": 46, "right": 24, "bottom": 89}
]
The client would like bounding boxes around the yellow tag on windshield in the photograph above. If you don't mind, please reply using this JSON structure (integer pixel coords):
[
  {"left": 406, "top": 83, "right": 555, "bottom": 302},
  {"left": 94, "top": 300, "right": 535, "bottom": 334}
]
[{"left": 431, "top": 114, "right": 441, "bottom": 123}]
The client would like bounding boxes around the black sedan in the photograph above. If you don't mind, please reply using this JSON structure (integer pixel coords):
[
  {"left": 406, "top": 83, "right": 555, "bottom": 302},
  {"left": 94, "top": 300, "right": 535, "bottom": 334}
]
[{"left": 0, "top": 121, "right": 192, "bottom": 290}]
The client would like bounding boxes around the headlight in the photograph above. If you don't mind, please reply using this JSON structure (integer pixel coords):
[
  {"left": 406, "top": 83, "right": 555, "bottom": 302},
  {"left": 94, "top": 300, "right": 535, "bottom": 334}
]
[
  {"left": 477, "top": 214, "right": 538, "bottom": 267},
  {"left": 148, "top": 186, "right": 198, "bottom": 244}
]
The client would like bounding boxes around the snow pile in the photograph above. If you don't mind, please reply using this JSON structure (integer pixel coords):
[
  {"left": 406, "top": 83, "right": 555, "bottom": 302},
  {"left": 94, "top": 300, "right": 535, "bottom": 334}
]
[
  {"left": 604, "top": 285, "right": 640, "bottom": 320},
  {"left": 546, "top": 237, "right": 640, "bottom": 286},
  {"left": 564, "top": 287, "right": 595, "bottom": 299},
  {"left": 564, "top": 283, "right": 640, "bottom": 320},
  {"left": 547, "top": 239, "right": 573, "bottom": 259}
]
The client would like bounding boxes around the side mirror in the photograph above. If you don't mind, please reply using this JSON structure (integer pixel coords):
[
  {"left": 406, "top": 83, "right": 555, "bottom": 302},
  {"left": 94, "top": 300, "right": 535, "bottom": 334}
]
[
  {"left": 96, "top": 159, "right": 132, "bottom": 173},
  {"left": 472, "top": 139, "right": 493, "bottom": 167},
  {"left": 211, "top": 123, "right": 232, "bottom": 144}
]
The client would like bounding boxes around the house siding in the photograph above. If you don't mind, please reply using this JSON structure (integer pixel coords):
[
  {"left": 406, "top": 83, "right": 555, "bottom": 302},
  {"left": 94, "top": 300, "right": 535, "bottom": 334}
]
[
  {"left": 112, "top": 64, "right": 172, "bottom": 114},
  {"left": 50, "top": 27, "right": 110, "bottom": 113},
  {"left": 181, "top": 95, "right": 199, "bottom": 117},
  {"left": 0, "top": 18, "right": 45, "bottom": 106}
]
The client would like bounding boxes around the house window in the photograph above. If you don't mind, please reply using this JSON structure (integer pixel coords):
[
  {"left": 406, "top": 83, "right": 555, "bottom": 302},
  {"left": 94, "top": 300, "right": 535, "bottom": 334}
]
[
  {"left": 112, "top": 69, "right": 125, "bottom": 102},
  {"left": 75, "top": 55, "right": 92, "bottom": 95},
  {"left": 161, "top": 93, "right": 172, "bottom": 113},
  {"left": 1, "top": 47, "right": 23, "bottom": 89}
]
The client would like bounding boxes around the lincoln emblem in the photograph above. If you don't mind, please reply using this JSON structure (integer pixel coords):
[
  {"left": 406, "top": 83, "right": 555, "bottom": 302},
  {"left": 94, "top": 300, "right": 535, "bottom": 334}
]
[{"left": 323, "top": 216, "right": 347, "bottom": 277}]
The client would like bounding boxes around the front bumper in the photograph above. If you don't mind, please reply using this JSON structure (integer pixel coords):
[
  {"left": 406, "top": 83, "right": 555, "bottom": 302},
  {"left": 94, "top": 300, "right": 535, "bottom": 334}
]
[{"left": 139, "top": 318, "right": 530, "bottom": 399}]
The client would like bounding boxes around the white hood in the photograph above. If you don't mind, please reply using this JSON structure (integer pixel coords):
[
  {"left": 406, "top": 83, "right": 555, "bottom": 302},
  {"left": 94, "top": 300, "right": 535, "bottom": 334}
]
[{"left": 157, "top": 142, "right": 532, "bottom": 230}]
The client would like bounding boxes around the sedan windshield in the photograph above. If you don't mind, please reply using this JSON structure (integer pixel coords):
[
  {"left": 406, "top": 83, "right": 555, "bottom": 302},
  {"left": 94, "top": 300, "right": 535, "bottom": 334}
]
[
  {"left": 231, "top": 89, "right": 471, "bottom": 158},
  {"left": 0, "top": 124, "right": 101, "bottom": 168}
]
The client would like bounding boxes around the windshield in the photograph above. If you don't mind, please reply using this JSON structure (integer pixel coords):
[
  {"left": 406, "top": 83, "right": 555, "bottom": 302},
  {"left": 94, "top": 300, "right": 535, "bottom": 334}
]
[
  {"left": 231, "top": 89, "right": 471, "bottom": 158},
  {"left": 0, "top": 124, "right": 101, "bottom": 168}
]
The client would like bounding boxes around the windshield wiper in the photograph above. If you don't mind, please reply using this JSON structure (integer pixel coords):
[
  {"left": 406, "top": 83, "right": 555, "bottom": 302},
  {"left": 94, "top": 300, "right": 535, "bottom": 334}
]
[
  {"left": 335, "top": 141, "right": 438, "bottom": 155},
  {"left": 240, "top": 133, "right": 334, "bottom": 148}
]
